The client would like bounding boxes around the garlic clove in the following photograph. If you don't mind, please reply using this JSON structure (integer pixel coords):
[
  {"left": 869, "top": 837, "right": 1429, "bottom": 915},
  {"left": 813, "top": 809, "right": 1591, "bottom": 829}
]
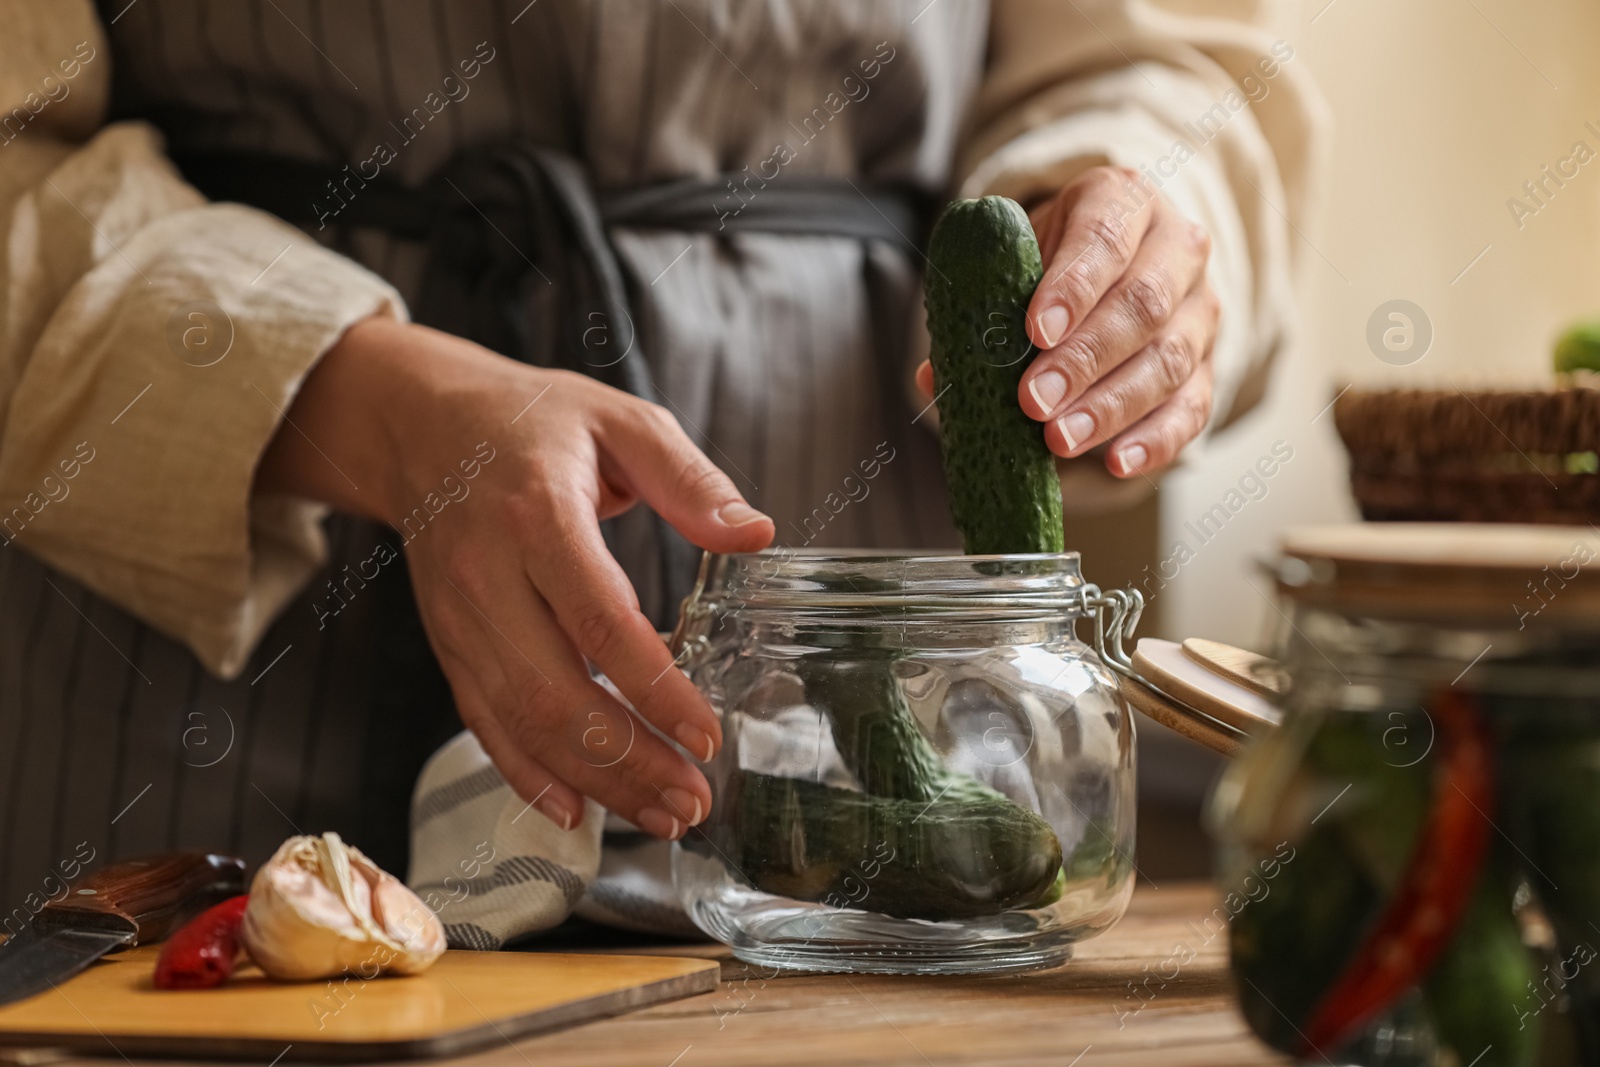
[
  {"left": 370, "top": 875, "right": 448, "bottom": 974},
  {"left": 241, "top": 832, "right": 446, "bottom": 981}
]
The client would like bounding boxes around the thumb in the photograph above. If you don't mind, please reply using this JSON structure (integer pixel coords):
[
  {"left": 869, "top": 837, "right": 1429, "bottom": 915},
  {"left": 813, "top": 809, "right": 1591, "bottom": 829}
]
[{"left": 603, "top": 404, "right": 775, "bottom": 553}]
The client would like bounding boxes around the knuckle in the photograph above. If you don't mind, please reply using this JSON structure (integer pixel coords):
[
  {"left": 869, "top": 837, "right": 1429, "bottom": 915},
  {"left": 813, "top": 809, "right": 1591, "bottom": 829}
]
[
  {"left": 674, "top": 459, "right": 732, "bottom": 506},
  {"left": 506, "top": 701, "right": 549, "bottom": 754},
  {"left": 1145, "top": 396, "right": 1211, "bottom": 468},
  {"left": 1153, "top": 421, "right": 1187, "bottom": 463},
  {"left": 1119, "top": 275, "right": 1172, "bottom": 334},
  {"left": 1148, "top": 333, "right": 1197, "bottom": 393},
  {"left": 1189, "top": 222, "right": 1213, "bottom": 258},
  {"left": 1054, "top": 340, "right": 1101, "bottom": 385},
  {"left": 1053, "top": 262, "right": 1099, "bottom": 319},
  {"left": 576, "top": 701, "right": 638, "bottom": 768},
  {"left": 1179, "top": 389, "right": 1213, "bottom": 438},
  {"left": 441, "top": 551, "right": 483, "bottom": 592},
  {"left": 571, "top": 603, "right": 625, "bottom": 660},
  {"left": 613, "top": 732, "right": 657, "bottom": 779},
  {"left": 502, "top": 487, "right": 548, "bottom": 531},
  {"left": 1095, "top": 164, "right": 1140, "bottom": 193},
  {"left": 1089, "top": 386, "right": 1134, "bottom": 435},
  {"left": 639, "top": 401, "right": 681, "bottom": 436},
  {"left": 512, "top": 672, "right": 552, "bottom": 716},
  {"left": 1086, "top": 215, "right": 1134, "bottom": 263}
]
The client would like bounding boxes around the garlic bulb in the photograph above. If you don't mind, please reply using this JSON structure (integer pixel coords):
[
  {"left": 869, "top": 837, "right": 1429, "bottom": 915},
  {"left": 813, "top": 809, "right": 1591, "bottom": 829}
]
[{"left": 240, "top": 832, "right": 446, "bottom": 981}]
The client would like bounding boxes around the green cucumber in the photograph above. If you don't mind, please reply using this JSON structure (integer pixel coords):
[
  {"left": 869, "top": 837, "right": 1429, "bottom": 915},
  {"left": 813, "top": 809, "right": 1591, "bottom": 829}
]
[
  {"left": 925, "top": 195, "right": 1064, "bottom": 555},
  {"left": 1422, "top": 869, "right": 1540, "bottom": 1067},
  {"left": 729, "top": 772, "right": 1063, "bottom": 921},
  {"left": 763, "top": 647, "right": 1065, "bottom": 919},
  {"left": 722, "top": 197, "right": 1075, "bottom": 923},
  {"left": 1230, "top": 822, "right": 1383, "bottom": 1052},
  {"left": 795, "top": 649, "right": 946, "bottom": 800}
]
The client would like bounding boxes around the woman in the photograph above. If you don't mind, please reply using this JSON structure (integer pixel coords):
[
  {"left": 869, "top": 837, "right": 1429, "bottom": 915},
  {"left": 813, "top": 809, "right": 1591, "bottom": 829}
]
[{"left": 0, "top": 0, "right": 1320, "bottom": 914}]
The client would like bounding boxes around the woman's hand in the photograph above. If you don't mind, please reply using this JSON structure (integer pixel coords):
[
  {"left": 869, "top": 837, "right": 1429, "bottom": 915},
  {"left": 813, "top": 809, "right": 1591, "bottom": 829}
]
[
  {"left": 256, "top": 318, "right": 774, "bottom": 839},
  {"left": 917, "top": 166, "right": 1219, "bottom": 478}
]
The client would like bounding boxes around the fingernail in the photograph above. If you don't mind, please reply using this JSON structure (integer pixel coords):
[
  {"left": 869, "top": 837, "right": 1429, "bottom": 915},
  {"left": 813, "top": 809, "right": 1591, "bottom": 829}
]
[
  {"left": 538, "top": 796, "right": 575, "bottom": 832},
  {"left": 1117, "top": 444, "right": 1149, "bottom": 474},
  {"left": 1058, "top": 412, "right": 1094, "bottom": 452},
  {"left": 1035, "top": 305, "right": 1070, "bottom": 349},
  {"left": 675, "top": 723, "right": 717, "bottom": 763},
  {"left": 717, "top": 501, "right": 768, "bottom": 527},
  {"left": 1026, "top": 370, "right": 1068, "bottom": 417},
  {"left": 660, "top": 787, "right": 704, "bottom": 826},
  {"left": 637, "top": 807, "right": 683, "bottom": 840}
]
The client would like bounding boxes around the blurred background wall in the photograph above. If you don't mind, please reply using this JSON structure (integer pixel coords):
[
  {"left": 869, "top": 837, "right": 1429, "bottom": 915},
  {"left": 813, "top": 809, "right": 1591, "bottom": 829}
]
[
  {"left": 1120, "top": 0, "right": 1600, "bottom": 872},
  {"left": 1163, "top": 0, "right": 1600, "bottom": 649}
]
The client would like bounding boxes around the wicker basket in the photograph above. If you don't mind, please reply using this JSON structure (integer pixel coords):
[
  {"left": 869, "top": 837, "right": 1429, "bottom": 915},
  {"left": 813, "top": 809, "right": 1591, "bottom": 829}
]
[{"left": 1332, "top": 387, "right": 1600, "bottom": 524}]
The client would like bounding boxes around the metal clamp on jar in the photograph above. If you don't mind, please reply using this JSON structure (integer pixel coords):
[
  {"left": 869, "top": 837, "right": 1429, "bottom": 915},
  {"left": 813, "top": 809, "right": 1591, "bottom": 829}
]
[{"left": 1078, "top": 586, "right": 1283, "bottom": 757}]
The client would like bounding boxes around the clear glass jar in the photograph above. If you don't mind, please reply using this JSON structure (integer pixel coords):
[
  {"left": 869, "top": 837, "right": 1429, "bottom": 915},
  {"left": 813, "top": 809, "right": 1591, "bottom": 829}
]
[
  {"left": 669, "top": 551, "right": 1136, "bottom": 975},
  {"left": 1211, "top": 525, "right": 1600, "bottom": 1067}
]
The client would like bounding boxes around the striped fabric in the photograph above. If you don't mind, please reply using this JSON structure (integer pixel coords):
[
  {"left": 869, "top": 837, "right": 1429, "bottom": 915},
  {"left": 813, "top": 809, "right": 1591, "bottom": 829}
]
[
  {"left": 408, "top": 724, "right": 702, "bottom": 944},
  {"left": 0, "top": 1, "right": 968, "bottom": 910},
  {"left": 407, "top": 730, "right": 603, "bottom": 947}
]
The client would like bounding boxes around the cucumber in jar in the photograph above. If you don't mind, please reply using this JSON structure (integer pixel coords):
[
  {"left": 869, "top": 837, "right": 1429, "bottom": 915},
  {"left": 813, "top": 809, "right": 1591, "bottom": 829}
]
[
  {"left": 1229, "top": 709, "right": 1540, "bottom": 1066},
  {"left": 728, "top": 772, "right": 1063, "bottom": 920},
  {"left": 721, "top": 647, "right": 1067, "bottom": 921},
  {"left": 1422, "top": 869, "right": 1539, "bottom": 1067},
  {"left": 722, "top": 196, "right": 1074, "bottom": 921}
]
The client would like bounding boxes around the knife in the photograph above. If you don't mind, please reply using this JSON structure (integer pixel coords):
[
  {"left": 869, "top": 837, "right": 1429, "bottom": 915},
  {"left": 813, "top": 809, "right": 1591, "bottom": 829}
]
[{"left": 0, "top": 852, "right": 245, "bottom": 1007}]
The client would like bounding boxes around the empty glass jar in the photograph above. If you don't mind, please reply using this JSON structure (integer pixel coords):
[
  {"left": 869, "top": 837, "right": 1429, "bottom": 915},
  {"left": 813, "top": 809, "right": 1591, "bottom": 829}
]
[{"left": 669, "top": 550, "right": 1136, "bottom": 975}]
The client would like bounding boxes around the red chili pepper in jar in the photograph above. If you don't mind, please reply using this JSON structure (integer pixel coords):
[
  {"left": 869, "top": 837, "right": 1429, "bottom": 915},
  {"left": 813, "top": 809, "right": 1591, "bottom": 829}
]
[
  {"left": 1300, "top": 689, "right": 1495, "bottom": 1056},
  {"left": 152, "top": 894, "right": 250, "bottom": 990}
]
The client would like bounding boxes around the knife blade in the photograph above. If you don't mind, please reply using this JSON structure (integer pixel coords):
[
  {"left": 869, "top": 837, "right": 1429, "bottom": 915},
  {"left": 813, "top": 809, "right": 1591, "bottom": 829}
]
[{"left": 0, "top": 852, "right": 245, "bottom": 1007}]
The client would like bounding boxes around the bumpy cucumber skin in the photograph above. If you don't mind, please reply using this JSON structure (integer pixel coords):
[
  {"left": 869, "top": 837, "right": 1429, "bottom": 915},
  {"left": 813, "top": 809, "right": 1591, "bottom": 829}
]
[
  {"left": 770, "top": 648, "right": 1066, "bottom": 919},
  {"left": 727, "top": 196, "right": 1069, "bottom": 919},
  {"left": 925, "top": 196, "right": 1065, "bottom": 555},
  {"left": 796, "top": 650, "right": 947, "bottom": 800},
  {"left": 730, "top": 772, "right": 1064, "bottom": 921}
]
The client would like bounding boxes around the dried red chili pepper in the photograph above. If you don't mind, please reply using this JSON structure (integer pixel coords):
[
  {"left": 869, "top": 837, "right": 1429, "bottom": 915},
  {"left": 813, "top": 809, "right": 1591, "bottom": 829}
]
[
  {"left": 152, "top": 894, "right": 250, "bottom": 990},
  {"left": 1300, "top": 689, "right": 1495, "bottom": 1055}
]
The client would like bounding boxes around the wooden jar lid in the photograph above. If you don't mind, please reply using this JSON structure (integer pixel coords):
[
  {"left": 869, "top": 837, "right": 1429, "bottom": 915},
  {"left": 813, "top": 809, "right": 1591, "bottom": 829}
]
[
  {"left": 1277, "top": 523, "right": 1600, "bottom": 624},
  {"left": 1121, "top": 638, "right": 1284, "bottom": 757}
]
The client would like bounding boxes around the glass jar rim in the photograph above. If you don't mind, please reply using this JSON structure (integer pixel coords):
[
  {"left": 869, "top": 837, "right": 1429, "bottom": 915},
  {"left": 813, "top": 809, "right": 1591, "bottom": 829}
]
[{"left": 685, "top": 549, "right": 1090, "bottom": 620}]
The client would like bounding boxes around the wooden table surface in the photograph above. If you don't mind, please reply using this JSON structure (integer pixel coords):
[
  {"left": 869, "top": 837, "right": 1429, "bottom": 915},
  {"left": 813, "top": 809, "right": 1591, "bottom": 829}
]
[{"left": 44, "top": 884, "right": 1288, "bottom": 1067}]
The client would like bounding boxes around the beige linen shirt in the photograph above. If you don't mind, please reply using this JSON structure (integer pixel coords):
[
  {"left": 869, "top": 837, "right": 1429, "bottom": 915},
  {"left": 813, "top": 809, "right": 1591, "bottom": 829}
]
[{"left": 0, "top": 0, "right": 1324, "bottom": 681}]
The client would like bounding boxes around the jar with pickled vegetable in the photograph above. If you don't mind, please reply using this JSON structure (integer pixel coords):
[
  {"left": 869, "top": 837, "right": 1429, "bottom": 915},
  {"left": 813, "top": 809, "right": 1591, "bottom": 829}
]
[
  {"left": 668, "top": 550, "right": 1136, "bottom": 975},
  {"left": 1212, "top": 524, "right": 1600, "bottom": 1066}
]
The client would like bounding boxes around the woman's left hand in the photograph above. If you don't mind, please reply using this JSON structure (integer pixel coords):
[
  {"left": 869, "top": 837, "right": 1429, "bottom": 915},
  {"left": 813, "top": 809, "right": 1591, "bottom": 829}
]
[{"left": 917, "top": 165, "right": 1219, "bottom": 479}]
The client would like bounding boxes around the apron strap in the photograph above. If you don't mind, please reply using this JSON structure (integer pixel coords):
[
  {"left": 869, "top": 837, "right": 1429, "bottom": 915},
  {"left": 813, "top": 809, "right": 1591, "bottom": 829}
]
[{"left": 171, "top": 146, "right": 931, "bottom": 626}]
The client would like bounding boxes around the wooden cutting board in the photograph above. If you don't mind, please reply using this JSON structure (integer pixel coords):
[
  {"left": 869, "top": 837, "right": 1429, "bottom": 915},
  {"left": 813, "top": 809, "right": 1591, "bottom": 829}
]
[{"left": 0, "top": 946, "right": 717, "bottom": 1062}]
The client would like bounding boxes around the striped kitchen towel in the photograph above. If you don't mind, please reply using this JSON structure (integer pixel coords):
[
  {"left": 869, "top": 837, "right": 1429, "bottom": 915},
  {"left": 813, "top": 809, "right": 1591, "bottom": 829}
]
[{"left": 406, "top": 729, "right": 700, "bottom": 948}]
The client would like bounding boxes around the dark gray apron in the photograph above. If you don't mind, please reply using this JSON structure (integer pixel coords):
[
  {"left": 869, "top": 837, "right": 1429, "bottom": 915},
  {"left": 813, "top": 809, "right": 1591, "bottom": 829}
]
[{"left": 0, "top": 6, "right": 929, "bottom": 907}]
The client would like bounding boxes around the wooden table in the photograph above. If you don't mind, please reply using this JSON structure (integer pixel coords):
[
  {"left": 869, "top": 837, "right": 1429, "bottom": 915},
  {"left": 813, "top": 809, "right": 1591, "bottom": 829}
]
[{"left": 44, "top": 885, "right": 1288, "bottom": 1067}]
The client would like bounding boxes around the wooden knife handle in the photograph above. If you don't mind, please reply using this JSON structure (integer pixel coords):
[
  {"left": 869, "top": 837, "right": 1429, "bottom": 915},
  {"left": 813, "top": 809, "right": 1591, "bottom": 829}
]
[{"left": 34, "top": 853, "right": 246, "bottom": 946}]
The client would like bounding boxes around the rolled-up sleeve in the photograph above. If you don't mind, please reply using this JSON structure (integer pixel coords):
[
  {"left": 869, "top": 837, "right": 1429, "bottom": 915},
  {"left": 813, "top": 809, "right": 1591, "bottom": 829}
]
[
  {"left": 961, "top": 0, "right": 1329, "bottom": 429},
  {"left": 0, "top": 0, "right": 406, "bottom": 679}
]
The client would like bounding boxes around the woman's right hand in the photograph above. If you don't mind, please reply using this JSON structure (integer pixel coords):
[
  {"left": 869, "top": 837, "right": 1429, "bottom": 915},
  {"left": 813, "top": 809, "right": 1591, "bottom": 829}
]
[{"left": 255, "top": 318, "right": 775, "bottom": 838}]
